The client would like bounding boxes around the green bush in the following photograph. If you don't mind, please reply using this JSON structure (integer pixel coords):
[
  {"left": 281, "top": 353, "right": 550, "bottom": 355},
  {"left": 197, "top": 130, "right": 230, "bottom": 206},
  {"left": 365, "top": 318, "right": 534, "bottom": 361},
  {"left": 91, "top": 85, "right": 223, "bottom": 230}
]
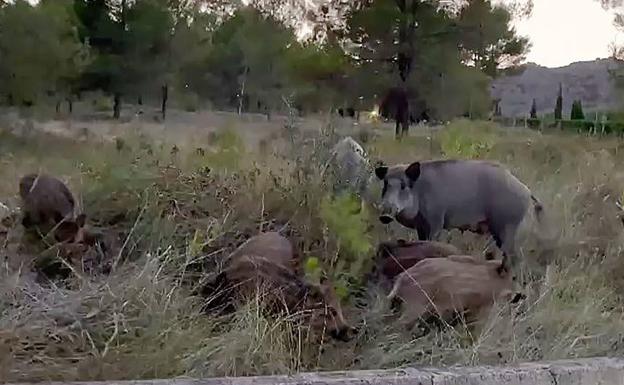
[
  {"left": 92, "top": 94, "right": 113, "bottom": 112},
  {"left": 570, "top": 100, "right": 585, "bottom": 120},
  {"left": 179, "top": 92, "right": 200, "bottom": 112},
  {"left": 202, "top": 126, "right": 246, "bottom": 171},
  {"left": 559, "top": 119, "right": 594, "bottom": 132},
  {"left": 439, "top": 118, "right": 496, "bottom": 159},
  {"left": 319, "top": 193, "right": 373, "bottom": 291},
  {"left": 527, "top": 118, "right": 541, "bottom": 129}
]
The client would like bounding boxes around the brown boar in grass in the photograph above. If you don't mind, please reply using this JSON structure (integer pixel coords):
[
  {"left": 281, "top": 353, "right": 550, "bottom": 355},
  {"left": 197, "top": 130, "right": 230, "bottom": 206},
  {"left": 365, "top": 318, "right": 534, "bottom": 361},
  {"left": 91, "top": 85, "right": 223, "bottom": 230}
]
[
  {"left": 388, "top": 255, "right": 522, "bottom": 335},
  {"left": 373, "top": 239, "right": 462, "bottom": 283},
  {"left": 19, "top": 173, "right": 78, "bottom": 240},
  {"left": 203, "top": 231, "right": 357, "bottom": 341}
]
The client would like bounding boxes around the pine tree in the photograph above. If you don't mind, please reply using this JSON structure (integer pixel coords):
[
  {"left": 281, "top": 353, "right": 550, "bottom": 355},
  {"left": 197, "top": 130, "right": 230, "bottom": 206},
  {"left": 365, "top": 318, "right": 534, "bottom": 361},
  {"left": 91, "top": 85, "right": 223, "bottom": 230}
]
[{"left": 554, "top": 83, "right": 563, "bottom": 120}]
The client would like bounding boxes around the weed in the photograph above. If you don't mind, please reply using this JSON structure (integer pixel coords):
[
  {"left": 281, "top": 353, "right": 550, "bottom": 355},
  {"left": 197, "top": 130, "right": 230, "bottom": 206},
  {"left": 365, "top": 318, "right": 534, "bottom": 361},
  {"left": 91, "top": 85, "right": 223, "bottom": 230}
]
[{"left": 439, "top": 118, "right": 497, "bottom": 159}]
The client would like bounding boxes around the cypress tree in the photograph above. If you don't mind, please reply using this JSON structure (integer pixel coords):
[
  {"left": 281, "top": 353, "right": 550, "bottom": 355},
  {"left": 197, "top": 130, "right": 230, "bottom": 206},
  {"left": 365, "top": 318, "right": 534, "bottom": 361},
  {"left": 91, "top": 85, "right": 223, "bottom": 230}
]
[
  {"left": 530, "top": 98, "right": 537, "bottom": 119},
  {"left": 554, "top": 83, "right": 563, "bottom": 120},
  {"left": 571, "top": 99, "right": 585, "bottom": 120}
]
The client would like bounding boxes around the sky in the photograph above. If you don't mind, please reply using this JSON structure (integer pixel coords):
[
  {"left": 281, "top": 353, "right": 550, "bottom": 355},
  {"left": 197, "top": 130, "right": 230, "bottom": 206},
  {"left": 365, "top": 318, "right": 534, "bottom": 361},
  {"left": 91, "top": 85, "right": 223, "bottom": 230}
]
[{"left": 513, "top": 0, "right": 623, "bottom": 68}]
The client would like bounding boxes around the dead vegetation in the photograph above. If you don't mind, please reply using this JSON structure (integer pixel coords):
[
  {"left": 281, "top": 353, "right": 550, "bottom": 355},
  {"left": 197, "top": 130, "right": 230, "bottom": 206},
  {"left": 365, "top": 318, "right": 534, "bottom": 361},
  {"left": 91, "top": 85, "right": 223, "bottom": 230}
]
[{"left": 1, "top": 118, "right": 624, "bottom": 382}]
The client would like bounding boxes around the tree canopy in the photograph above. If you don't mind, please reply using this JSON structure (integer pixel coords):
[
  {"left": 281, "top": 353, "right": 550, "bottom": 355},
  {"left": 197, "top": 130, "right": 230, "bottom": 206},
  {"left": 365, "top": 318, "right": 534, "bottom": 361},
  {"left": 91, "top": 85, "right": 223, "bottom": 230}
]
[{"left": 0, "top": 0, "right": 532, "bottom": 128}]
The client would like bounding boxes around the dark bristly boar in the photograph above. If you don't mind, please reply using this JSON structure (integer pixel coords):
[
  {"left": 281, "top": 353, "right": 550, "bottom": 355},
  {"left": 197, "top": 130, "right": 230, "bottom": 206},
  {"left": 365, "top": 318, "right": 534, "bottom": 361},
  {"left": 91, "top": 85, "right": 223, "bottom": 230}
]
[
  {"left": 202, "top": 232, "right": 357, "bottom": 342},
  {"left": 19, "top": 173, "right": 78, "bottom": 238},
  {"left": 374, "top": 160, "right": 546, "bottom": 275},
  {"left": 387, "top": 255, "right": 521, "bottom": 333},
  {"left": 372, "top": 239, "right": 462, "bottom": 282}
]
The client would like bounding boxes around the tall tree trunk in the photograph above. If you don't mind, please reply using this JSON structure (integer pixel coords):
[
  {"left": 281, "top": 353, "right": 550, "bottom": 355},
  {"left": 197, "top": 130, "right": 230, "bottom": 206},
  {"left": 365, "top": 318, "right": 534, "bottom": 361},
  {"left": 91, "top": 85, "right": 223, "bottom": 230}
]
[
  {"left": 238, "top": 66, "right": 248, "bottom": 115},
  {"left": 56, "top": 100, "right": 61, "bottom": 115},
  {"left": 161, "top": 84, "right": 168, "bottom": 120},
  {"left": 113, "top": 93, "right": 122, "bottom": 119},
  {"left": 394, "top": 85, "right": 409, "bottom": 139},
  {"left": 67, "top": 97, "right": 73, "bottom": 114},
  {"left": 137, "top": 95, "right": 143, "bottom": 105}
]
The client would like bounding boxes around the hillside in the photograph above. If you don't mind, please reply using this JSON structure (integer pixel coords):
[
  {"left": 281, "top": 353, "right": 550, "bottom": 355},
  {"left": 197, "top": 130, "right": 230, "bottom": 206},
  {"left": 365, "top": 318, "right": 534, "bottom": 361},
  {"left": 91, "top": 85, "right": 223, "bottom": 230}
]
[{"left": 490, "top": 59, "right": 622, "bottom": 118}]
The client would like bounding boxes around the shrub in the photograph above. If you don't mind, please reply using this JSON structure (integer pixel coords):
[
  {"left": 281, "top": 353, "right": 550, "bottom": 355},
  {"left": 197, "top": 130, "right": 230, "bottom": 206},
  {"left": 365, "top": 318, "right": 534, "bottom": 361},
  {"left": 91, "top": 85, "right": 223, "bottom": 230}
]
[
  {"left": 179, "top": 92, "right": 200, "bottom": 112},
  {"left": 319, "top": 193, "right": 373, "bottom": 290},
  {"left": 202, "top": 126, "right": 246, "bottom": 171},
  {"left": 92, "top": 94, "right": 113, "bottom": 112},
  {"left": 570, "top": 100, "right": 585, "bottom": 120},
  {"left": 439, "top": 118, "right": 496, "bottom": 159}
]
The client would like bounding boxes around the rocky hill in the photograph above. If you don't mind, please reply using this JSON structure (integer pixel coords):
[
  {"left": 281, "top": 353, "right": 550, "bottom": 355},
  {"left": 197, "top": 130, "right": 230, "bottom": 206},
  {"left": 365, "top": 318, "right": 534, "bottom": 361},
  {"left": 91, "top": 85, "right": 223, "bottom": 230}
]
[{"left": 490, "top": 59, "right": 622, "bottom": 118}]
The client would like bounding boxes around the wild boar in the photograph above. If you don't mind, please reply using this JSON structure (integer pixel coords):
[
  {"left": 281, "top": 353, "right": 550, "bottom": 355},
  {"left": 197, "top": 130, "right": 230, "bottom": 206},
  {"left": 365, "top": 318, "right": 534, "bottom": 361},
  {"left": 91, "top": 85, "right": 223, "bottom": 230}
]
[
  {"left": 372, "top": 239, "right": 462, "bottom": 282},
  {"left": 226, "top": 231, "right": 299, "bottom": 273},
  {"left": 387, "top": 255, "right": 520, "bottom": 333},
  {"left": 202, "top": 232, "right": 356, "bottom": 342},
  {"left": 374, "top": 160, "right": 546, "bottom": 275},
  {"left": 53, "top": 214, "right": 113, "bottom": 273},
  {"left": 19, "top": 173, "right": 77, "bottom": 237}
]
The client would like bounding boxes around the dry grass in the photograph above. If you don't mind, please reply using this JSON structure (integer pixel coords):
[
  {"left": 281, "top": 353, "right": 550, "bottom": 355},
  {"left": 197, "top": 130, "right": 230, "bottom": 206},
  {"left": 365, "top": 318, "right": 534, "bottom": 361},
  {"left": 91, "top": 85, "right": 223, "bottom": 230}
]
[{"left": 1, "top": 117, "right": 624, "bottom": 383}]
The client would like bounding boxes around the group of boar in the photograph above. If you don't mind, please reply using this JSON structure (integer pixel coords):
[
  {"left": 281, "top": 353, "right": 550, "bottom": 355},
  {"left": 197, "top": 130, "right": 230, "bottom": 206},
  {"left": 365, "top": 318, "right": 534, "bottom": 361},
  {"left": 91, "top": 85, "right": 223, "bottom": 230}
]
[{"left": 12, "top": 135, "right": 548, "bottom": 342}]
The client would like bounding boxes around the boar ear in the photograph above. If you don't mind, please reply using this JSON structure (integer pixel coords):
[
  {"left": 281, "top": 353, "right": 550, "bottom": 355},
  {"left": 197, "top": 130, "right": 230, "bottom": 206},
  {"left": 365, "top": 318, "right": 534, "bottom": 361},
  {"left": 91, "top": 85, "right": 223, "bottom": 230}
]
[
  {"left": 374, "top": 165, "right": 388, "bottom": 180},
  {"left": 405, "top": 162, "right": 421, "bottom": 182},
  {"left": 54, "top": 221, "right": 80, "bottom": 243}
]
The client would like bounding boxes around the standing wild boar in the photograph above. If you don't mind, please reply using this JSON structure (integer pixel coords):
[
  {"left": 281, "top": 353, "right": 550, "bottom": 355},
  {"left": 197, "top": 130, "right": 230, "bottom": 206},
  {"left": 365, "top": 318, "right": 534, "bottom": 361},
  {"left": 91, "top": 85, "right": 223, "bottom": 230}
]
[
  {"left": 19, "top": 173, "right": 77, "bottom": 236},
  {"left": 203, "top": 232, "right": 357, "bottom": 342},
  {"left": 388, "top": 255, "right": 519, "bottom": 332},
  {"left": 374, "top": 160, "right": 546, "bottom": 275}
]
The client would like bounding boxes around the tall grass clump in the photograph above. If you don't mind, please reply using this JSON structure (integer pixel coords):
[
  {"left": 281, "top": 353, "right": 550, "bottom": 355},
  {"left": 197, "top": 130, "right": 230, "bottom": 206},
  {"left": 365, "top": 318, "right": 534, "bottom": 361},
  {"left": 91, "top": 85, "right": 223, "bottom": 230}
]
[
  {"left": 439, "top": 119, "right": 497, "bottom": 159},
  {"left": 202, "top": 125, "right": 246, "bottom": 172}
]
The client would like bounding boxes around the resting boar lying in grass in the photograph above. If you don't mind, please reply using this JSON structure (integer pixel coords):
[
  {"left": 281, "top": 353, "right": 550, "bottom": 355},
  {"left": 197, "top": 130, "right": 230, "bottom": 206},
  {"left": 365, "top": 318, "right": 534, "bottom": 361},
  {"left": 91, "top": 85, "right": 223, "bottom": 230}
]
[
  {"left": 372, "top": 239, "right": 462, "bottom": 283},
  {"left": 37, "top": 213, "right": 116, "bottom": 276},
  {"left": 388, "top": 255, "right": 523, "bottom": 334},
  {"left": 203, "top": 231, "right": 357, "bottom": 342}
]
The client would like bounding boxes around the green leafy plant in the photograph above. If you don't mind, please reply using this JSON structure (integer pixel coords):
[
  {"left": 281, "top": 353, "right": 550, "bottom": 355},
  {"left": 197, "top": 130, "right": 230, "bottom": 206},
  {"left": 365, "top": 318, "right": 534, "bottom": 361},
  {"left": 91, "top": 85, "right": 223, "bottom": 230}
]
[
  {"left": 319, "top": 193, "right": 373, "bottom": 288},
  {"left": 439, "top": 118, "right": 496, "bottom": 159},
  {"left": 203, "top": 126, "right": 246, "bottom": 171}
]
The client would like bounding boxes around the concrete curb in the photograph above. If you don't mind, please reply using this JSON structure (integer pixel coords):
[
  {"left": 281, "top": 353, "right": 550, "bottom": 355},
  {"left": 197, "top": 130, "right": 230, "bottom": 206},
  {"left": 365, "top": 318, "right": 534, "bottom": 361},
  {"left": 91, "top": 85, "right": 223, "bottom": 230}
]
[{"left": 7, "top": 357, "right": 624, "bottom": 385}]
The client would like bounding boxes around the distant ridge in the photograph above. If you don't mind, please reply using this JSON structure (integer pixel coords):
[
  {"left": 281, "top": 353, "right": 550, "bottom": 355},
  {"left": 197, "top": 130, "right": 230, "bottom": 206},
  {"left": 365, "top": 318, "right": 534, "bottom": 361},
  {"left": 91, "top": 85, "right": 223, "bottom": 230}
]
[{"left": 490, "top": 58, "right": 622, "bottom": 118}]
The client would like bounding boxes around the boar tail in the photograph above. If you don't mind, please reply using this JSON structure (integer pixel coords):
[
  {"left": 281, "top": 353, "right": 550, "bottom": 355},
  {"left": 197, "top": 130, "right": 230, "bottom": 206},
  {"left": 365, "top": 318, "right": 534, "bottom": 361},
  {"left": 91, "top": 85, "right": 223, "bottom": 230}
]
[
  {"left": 530, "top": 194, "right": 544, "bottom": 224},
  {"left": 530, "top": 194, "right": 556, "bottom": 245}
]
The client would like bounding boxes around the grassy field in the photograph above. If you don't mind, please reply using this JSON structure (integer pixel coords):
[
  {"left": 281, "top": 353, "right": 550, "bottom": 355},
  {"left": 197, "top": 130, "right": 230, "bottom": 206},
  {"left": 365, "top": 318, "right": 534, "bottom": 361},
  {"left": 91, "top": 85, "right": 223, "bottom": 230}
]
[{"left": 1, "top": 113, "right": 624, "bottom": 382}]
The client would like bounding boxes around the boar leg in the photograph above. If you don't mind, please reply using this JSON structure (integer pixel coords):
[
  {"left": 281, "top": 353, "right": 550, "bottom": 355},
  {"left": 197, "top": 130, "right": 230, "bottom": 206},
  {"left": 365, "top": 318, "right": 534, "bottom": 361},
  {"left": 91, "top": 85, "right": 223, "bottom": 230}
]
[
  {"left": 413, "top": 212, "right": 431, "bottom": 240},
  {"left": 426, "top": 212, "right": 445, "bottom": 241},
  {"left": 401, "top": 302, "right": 430, "bottom": 332},
  {"left": 493, "top": 223, "right": 520, "bottom": 277},
  {"left": 21, "top": 212, "right": 33, "bottom": 228}
]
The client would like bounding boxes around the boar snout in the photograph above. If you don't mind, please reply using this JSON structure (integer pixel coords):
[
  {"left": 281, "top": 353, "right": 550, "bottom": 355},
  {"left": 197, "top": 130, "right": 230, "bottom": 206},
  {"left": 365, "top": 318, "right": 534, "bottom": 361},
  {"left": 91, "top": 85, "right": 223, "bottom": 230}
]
[{"left": 330, "top": 326, "right": 358, "bottom": 342}]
